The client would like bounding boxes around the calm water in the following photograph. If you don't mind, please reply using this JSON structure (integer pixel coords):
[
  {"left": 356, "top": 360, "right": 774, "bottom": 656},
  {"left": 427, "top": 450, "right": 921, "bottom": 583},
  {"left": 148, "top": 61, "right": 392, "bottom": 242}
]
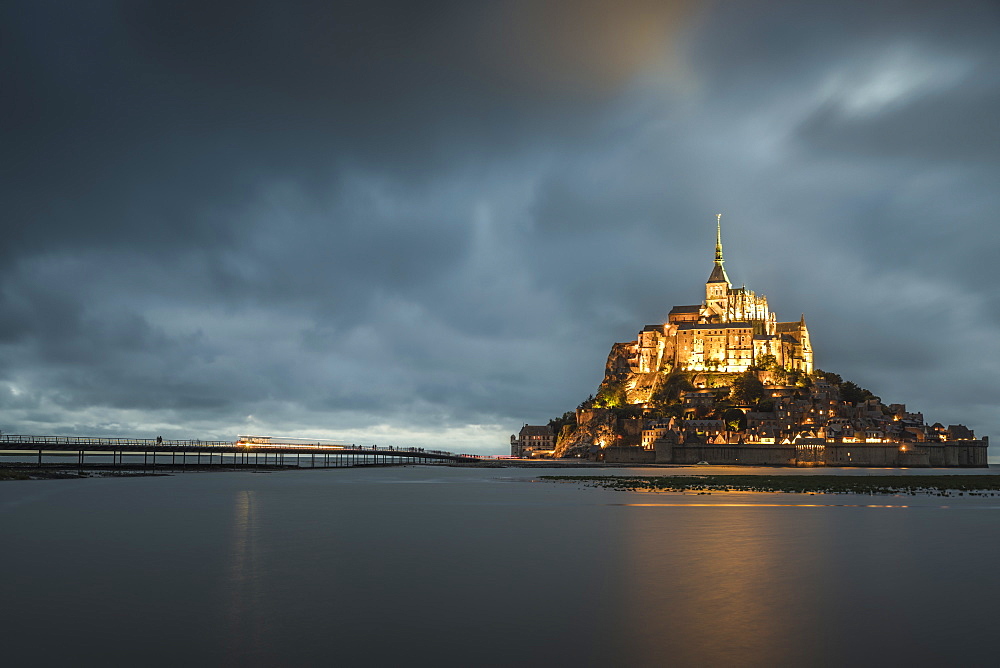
[{"left": 2, "top": 466, "right": 1000, "bottom": 667}]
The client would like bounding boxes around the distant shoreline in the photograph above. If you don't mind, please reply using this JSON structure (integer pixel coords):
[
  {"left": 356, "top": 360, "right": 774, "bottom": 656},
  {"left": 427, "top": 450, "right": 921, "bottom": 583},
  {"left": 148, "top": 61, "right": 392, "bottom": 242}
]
[{"left": 0, "top": 467, "right": 167, "bottom": 481}]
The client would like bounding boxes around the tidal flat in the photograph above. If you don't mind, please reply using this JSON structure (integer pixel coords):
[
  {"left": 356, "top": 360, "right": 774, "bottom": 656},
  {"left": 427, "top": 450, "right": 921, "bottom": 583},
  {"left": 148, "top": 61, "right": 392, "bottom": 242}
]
[
  {"left": 5, "top": 466, "right": 1000, "bottom": 667},
  {"left": 541, "top": 473, "right": 1000, "bottom": 496}
]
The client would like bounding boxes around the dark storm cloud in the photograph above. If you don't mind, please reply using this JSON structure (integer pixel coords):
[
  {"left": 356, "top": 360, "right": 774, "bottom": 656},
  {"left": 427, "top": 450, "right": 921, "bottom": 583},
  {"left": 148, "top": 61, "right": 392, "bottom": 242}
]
[{"left": 1, "top": 0, "right": 998, "bottom": 451}]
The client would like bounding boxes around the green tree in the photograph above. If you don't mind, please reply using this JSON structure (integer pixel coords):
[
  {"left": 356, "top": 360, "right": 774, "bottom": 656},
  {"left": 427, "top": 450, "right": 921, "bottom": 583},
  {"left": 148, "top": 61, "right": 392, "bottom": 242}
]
[
  {"left": 755, "top": 353, "right": 778, "bottom": 370},
  {"left": 596, "top": 381, "right": 627, "bottom": 408},
  {"left": 813, "top": 369, "right": 880, "bottom": 405},
  {"left": 547, "top": 411, "right": 576, "bottom": 436},
  {"left": 730, "top": 370, "right": 765, "bottom": 405},
  {"left": 814, "top": 369, "right": 843, "bottom": 385},
  {"left": 840, "top": 381, "right": 879, "bottom": 405},
  {"left": 788, "top": 370, "right": 811, "bottom": 388},
  {"left": 646, "top": 397, "right": 684, "bottom": 420},
  {"left": 721, "top": 407, "right": 747, "bottom": 432},
  {"left": 652, "top": 372, "right": 694, "bottom": 406}
]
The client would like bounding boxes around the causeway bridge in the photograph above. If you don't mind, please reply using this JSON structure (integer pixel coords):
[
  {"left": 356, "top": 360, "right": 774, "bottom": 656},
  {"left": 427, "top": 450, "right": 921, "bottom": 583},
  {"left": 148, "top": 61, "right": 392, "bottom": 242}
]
[{"left": 0, "top": 434, "right": 482, "bottom": 471}]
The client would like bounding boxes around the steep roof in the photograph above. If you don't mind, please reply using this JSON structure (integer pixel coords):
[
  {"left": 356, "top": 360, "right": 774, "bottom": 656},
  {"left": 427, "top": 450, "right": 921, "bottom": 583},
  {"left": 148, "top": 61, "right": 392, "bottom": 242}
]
[
  {"left": 707, "top": 262, "right": 730, "bottom": 284},
  {"left": 518, "top": 425, "right": 553, "bottom": 437},
  {"left": 707, "top": 214, "right": 731, "bottom": 284}
]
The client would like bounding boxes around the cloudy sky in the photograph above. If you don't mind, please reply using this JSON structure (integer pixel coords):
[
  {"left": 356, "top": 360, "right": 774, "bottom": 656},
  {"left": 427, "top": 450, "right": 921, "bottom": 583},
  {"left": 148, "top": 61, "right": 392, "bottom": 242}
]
[{"left": 3, "top": 0, "right": 998, "bottom": 454}]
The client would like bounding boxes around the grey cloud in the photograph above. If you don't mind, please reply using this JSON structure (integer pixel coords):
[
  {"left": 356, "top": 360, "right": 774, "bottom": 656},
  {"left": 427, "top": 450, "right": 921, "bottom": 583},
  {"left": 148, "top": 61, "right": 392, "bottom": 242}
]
[{"left": 1, "top": 0, "right": 998, "bottom": 451}]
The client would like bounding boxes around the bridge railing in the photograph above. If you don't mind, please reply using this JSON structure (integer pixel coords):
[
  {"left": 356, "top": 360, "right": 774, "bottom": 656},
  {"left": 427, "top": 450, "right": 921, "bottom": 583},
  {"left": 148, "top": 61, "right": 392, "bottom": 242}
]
[
  {"left": 0, "top": 434, "right": 474, "bottom": 458},
  {"left": 0, "top": 434, "right": 232, "bottom": 447}
]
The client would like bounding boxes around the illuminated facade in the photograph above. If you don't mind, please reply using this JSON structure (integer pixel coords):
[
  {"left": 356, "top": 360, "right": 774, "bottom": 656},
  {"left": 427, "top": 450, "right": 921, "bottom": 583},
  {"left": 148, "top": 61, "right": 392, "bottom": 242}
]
[
  {"left": 627, "top": 216, "right": 812, "bottom": 391},
  {"left": 510, "top": 424, "right": 555, "bottom": 457},
  {"left": 548, "top": 217, "right": 987, "bottom": 464}
]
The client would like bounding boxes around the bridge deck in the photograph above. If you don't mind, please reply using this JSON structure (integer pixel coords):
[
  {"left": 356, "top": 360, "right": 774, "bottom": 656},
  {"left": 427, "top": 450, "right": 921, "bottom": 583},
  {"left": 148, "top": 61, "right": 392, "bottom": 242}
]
[{"left": 0, "top": 435, "right": 476, "bottom": 462}]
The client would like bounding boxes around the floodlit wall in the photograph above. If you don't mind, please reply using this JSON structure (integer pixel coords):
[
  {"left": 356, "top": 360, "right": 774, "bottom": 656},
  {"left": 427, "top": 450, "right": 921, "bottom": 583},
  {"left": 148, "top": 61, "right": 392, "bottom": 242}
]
[
  {"left": 603, "top": 446, "right": 656, "bottom": 464},
  {"left": 646, "top": 439, "right": 988, "bottom": 468},
  {"left": 654, "top": 442, "right": 797, "bottom": 466}
]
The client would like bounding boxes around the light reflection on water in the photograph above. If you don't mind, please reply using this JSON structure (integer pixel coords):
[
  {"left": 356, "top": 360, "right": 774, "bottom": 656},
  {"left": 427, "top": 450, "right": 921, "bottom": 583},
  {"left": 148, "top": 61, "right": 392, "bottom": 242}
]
[
  {"left": 619, "top": 497, "right": 805, "bottom": 666},
  {"left": 1, "top": 466, "right": 1000, "bottom": 667},
  {"left": 227, "top": 490, "right": 264, "bottom": 657}
]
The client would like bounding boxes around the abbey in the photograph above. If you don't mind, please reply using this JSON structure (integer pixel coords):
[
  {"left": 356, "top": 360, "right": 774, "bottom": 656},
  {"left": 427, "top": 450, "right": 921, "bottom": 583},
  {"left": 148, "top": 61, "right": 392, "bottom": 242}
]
[
  {"left": 620, "top": 216, "right": 812, "bottom": 402},
  {"left": 515, "top": 215, "right": 986, "bottom": 466}
]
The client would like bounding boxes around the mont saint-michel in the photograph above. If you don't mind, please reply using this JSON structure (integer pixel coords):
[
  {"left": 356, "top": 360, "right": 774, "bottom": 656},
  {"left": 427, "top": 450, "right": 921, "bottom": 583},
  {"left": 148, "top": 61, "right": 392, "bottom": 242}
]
[{"left": 513, "top": 217, "right": 988, "bottom": 467}]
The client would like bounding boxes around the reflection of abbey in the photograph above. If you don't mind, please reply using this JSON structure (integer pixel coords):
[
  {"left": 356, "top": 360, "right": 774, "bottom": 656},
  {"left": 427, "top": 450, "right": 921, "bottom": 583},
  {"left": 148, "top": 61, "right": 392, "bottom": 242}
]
[{"left": 625, "top": 215, "right": 811, "bottom": 403}]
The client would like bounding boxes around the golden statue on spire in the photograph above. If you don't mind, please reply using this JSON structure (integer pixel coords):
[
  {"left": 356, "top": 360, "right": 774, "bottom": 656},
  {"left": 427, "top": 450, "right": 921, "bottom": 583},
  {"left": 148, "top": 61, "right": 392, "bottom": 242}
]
[{"left": 715, "top": 213, "right": 723, "bottom": 264}]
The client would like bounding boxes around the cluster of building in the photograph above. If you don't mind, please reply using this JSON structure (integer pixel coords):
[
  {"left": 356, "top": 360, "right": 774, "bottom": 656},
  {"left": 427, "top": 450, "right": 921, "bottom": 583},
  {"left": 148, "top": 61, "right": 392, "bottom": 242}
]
[
  {"left": 511, "top": 216, "right": 987, "bottom": 467},
  {"left": 512, "top": 381, "right": 984, "bottom": 465},
  {"left": 643, "top": 376, "right": 976, "bottom": 447}
]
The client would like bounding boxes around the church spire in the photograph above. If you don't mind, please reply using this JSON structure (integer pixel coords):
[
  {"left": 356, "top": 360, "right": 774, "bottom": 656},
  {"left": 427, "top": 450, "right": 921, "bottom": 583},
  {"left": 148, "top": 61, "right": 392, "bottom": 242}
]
[
  {"left": 707, "top": 213, "right": 730, "bottom": 285},
  {"left": 715, "top": 213, "right": 724, "bottom": 264}
]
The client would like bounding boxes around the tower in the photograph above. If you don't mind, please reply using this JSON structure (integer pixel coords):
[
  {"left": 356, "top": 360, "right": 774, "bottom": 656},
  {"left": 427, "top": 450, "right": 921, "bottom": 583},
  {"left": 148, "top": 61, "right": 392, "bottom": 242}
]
[{"left": 704, "top": 214, "right": 730, "bottom": 321}]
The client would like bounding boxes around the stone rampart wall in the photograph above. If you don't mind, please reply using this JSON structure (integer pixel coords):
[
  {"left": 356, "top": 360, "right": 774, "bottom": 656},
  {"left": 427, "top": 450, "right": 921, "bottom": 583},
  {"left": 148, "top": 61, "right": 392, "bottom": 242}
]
[
  {"left": 824, "top": 445, "right": 901, "bottom": 467},
  {"left": 646, "top": 439, "right": 988, "bottom": 468},
  {"left": 602, "top": 446, "right": 655, "bottom": 464},
  {"left": 656, "top": 443, "right": 797, "bottom": 466},
  {"left": 919, "top": 441, "right": 989, "bottom": 467}
]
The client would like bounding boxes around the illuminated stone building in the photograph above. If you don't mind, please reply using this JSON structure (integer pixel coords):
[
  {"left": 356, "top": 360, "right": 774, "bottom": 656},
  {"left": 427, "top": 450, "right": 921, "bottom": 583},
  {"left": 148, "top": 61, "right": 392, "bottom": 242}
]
[
  {"left": 621, "top": 216, "right": 812, "bottom": 403},
  {"left": 510, "top": 424, "right": 555, "bottom": 458},
  {"left": 547, "top": 215, "right": 986, "bottom": 466}
]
